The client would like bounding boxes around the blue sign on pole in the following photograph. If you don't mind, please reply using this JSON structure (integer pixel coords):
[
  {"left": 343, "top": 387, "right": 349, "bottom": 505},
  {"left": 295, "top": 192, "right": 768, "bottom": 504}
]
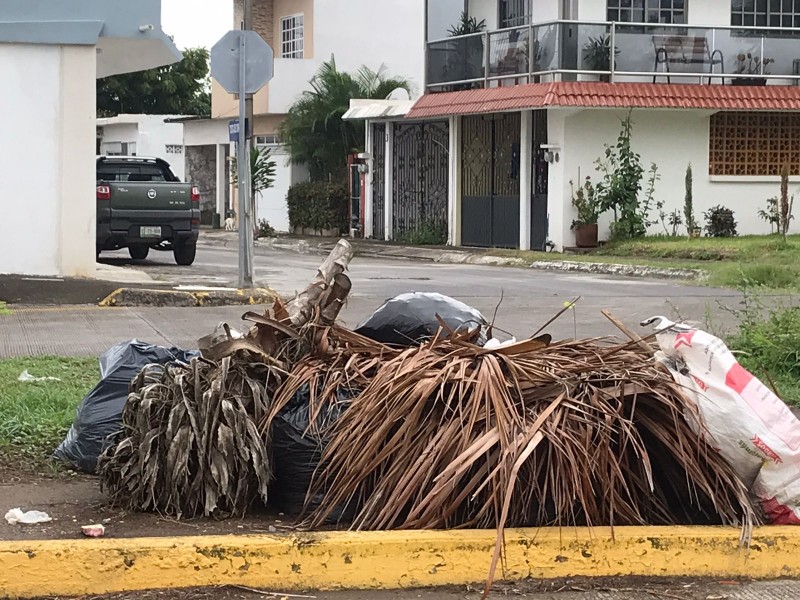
[{"left": 228, "top": 119, "right": 251, "bottom": 142}]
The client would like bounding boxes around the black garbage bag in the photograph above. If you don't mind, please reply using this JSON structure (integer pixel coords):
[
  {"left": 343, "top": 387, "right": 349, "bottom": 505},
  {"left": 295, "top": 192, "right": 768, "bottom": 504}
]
[
  {"left": 270, "top": 384, "right": 357, "bottom": 522},
  {"left": 54, "top": 340, "right": 198, "bottom": 474},
  {"left": 355, "top": 292, "right": 488, "bottom": 347}
]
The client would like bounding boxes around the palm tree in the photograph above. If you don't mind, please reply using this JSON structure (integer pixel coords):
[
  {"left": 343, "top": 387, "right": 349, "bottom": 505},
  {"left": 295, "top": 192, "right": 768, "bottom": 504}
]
[{"left": 280, "top": 56, "right": 413, "bottom": 182}]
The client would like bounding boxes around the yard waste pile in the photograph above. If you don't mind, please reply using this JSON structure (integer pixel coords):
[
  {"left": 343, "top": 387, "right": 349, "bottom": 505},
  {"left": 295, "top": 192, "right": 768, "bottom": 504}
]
[{"left": 95, "top": 239, "right": 800, "bottom": 592}]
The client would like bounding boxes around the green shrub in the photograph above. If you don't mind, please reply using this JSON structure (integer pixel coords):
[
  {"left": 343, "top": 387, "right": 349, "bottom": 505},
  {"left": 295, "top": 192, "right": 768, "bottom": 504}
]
[
  {"left": 396, "top": 220, "right": 448, "bottom": 246},
  {"left": 287, "top": 181, "right": 348, "bottom": 232},
  {"left": 704, "top": 205, "right": 738, "bottom": 238},
  {"left": 726, "top": 302, "right": 800, "bottom": 404},
  {"left": 256, "top": 219, "right": 275, "bottom": 239}
]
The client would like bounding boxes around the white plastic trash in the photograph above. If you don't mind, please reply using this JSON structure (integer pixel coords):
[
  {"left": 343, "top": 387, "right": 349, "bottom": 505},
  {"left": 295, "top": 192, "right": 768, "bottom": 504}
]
[
  {"left": 645, "top": 315, "right": 800, "bottom": 524},
  {"left": 4, "top": 508, "right": 53, "bottom": 524}
]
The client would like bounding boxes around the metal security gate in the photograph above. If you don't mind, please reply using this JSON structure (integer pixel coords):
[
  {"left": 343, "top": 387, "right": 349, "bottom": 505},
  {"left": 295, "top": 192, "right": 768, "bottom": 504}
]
[
  {"left": 392, "top": 121, "right": 449, "bottom": 240},
  {"left": 371, "top": 123, "right": 385, "bottom": 240},
  {"left": 531, "top": 110, "right": 549, "bottom": 250},
  {"left": 461, "top": 113, "right": 520, "bottom": 248}
]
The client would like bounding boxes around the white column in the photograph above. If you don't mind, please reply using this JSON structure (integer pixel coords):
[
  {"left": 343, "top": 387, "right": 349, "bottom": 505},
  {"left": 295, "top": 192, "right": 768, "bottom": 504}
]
[
  {"left": 59, "top": 45, "right": 96, "bottom": 277},
  {"left": 364, "top": 120, "right": 374, "bottom": 238},
  {"left": 519, "top": 110, "right": 533, "bottom": 251},
  {"left": 216, "top": 143, "right": 227, "bottom": 217},
  {"left": 448, "top": 115, "right": 461, "bottom": 246},
  {"left": 384, "top": 121, "right": 394, "bottom": 240}
]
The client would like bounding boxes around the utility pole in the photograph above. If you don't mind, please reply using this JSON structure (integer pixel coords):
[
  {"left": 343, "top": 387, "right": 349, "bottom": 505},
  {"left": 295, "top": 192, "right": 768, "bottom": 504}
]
[{"left": 238, "top": 0, "right": 255, "bottom": 288}]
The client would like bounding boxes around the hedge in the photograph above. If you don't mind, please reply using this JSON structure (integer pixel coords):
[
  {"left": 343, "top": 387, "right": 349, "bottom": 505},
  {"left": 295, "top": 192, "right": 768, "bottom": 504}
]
[{"left": 287, "top": 181, "right": 348, "bottom": 232}]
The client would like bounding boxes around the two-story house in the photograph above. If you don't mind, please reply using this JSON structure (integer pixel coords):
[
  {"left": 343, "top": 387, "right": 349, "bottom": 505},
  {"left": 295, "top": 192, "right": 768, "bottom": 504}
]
[
  {"left": 189, "top": 0, "right": 425, "bottom": 232},
  {"left": 354, "top": 0, "right": 800, "bottom": 251}
]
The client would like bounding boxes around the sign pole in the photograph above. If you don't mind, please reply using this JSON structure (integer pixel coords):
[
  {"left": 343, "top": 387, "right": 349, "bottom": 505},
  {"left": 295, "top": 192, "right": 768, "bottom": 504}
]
[{"left": 237, "top": 28, "right": 254, "bottom": 289}]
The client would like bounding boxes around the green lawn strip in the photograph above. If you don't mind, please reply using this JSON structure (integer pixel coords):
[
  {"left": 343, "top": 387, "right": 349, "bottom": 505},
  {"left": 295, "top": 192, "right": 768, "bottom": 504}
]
[
  {"left": 489, "top": 235, "right": 800, "bottom": 291},
  {"left": 0, "top": 357, "right": 97, "bottom": 472},
  {"left": 0, "top": 302, "right": 11, "bottom": 316}
]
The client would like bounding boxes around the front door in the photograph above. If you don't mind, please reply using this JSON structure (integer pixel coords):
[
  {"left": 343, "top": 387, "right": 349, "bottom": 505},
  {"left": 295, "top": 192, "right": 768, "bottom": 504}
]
[
  {"left": 531, "top": 110, "right": 549, "bottom": 250},
  {"left": 461, "top": 113, "right": 521, "bottom": 248}
]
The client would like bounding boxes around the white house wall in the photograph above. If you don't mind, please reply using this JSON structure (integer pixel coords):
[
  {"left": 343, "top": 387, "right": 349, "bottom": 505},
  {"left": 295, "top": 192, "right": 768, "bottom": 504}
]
[
  {"left": 0, "top": 43, "right": 95, "bottom": 277},
  {"left": 550, "top": 107, "right": 792, "bottom": 250},
  {"left": 99, "top": 116, "right": 186, "bottom": 180},
  {"left": 255, "top": 147, "right": 309, "bottom": 232}
]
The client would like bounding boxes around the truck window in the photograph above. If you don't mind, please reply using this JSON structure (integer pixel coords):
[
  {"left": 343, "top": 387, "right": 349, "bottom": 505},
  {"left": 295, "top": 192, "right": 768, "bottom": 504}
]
[{"left": 97, "top": 162, "right": 177, "bottom": 182}]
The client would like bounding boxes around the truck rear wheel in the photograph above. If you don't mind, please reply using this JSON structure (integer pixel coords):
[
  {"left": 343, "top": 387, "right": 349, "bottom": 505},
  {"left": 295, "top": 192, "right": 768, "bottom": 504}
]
[
  {"left": 173, "top": 241, "right": 196, "bottom": 266},
  {"left": 129, "top": 245, "right": 149, "bottom": 261}
]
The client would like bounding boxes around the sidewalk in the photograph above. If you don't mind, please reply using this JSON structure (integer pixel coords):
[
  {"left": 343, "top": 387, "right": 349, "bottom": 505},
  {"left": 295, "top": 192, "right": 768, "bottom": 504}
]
[{"left": 199, "top": 230, "right": 705, "bottom": 281}]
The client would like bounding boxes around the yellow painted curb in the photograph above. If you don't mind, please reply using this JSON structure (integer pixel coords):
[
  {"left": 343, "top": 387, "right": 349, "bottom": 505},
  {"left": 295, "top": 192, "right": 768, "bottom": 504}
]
[
  {"left": 98, "top": 287, "right": 277, "bottom": 308},
  {"left": 1, "top": 526, "right": 800, "bottom": 598}
]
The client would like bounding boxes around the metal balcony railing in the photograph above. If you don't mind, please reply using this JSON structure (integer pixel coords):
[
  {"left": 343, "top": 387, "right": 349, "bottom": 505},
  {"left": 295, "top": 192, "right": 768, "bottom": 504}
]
[{"left": 426, "top": 20, "right": 800, "bottom": 90}]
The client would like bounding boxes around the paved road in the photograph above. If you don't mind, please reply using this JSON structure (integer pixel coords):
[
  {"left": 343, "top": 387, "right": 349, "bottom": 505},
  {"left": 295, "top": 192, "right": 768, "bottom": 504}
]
[{"left": 0, "top": 246, "right": 741, "bottom": 358}]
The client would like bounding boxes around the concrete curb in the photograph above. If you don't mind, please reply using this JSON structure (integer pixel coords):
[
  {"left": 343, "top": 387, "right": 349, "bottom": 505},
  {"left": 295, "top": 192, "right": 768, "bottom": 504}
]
[
  {"left": 99, "top": 287, "right": 278, "bottom": 308},
  {"left": 0, "top": 526, "right": 798, "bottom": 598},
  {"left": 198, "top": 238, "right": 707, "bottom": 282}
]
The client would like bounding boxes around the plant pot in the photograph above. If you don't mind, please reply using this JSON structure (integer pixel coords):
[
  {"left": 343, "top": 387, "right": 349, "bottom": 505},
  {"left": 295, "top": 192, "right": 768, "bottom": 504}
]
[
  {"left": 574, "top": 224, "right": 599, "bottom": 248},
  {"left": 689, "top": 227, "right": 702, "bottom": 239},
  {"left": 732, "top": 77, "right": 767, "bottom": 86}
]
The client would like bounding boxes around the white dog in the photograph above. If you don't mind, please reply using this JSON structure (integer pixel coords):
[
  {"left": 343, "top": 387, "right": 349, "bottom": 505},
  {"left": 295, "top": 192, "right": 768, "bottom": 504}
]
[{"left": 224, "top": 216, "right": 236, "bottom": 231}]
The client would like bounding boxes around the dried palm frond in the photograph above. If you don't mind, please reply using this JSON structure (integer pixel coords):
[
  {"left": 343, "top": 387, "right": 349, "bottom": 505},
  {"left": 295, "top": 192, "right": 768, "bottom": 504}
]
[
  {"left": 295, "top": 336, "right": 757, "bottom": 593},
  {"left": 98, "top": 352, "right": 282, "bottom": 518}
]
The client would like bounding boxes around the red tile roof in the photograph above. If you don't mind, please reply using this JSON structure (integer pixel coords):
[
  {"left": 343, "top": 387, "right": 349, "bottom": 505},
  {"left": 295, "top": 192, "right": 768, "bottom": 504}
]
[{"left": 406, "top": 82, "right": 800, "bottom": 119}]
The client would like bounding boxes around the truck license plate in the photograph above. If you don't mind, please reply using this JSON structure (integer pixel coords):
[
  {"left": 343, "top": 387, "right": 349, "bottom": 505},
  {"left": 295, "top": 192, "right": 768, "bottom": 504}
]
[{"left": 140, "top": 226, "right": 162, "bottom": 238}]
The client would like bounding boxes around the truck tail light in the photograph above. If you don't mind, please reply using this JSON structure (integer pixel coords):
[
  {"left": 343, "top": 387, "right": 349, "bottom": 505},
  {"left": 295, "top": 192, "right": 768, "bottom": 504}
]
[
  {"left": 191, "top": 186, "right": 200, "bottom": 203},
  {"left": 97, "top": 185, "right": 111, "bottom": 200}
]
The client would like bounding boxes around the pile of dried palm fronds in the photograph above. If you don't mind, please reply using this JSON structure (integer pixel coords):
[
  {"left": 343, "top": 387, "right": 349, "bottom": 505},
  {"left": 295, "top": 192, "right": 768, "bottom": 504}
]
[
  {"left": 98, "top": 240, "right": 357, "bottom": 518},
  {"left": 98, "top": 355, "right": 278, "bottom": 517}
]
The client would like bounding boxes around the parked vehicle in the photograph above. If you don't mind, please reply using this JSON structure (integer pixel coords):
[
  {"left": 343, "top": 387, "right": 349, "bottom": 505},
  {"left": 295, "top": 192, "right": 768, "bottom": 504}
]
[{"left": 96, "top": 156, "right": 199, "bottom": 265}]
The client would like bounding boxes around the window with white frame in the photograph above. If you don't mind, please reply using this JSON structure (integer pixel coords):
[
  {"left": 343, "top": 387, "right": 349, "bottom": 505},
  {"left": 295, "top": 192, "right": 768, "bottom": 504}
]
[
  {"left": 731, "top": 0, "right": 800, "bottom": 28},
  {"left": 607, "top": 0, "right": 686, "bottom": 23},
  {"left": 255, "top": 134, "right": 282, "bottom": 146},
  {"left": 281, "top": 14, "right": 304, "bottom": 59}
]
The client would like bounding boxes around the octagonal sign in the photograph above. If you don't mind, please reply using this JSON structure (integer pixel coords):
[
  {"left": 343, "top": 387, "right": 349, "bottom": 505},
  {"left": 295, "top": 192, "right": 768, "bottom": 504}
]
[{"left": 211, "top": 30, "right": 274, "bottom": 95}]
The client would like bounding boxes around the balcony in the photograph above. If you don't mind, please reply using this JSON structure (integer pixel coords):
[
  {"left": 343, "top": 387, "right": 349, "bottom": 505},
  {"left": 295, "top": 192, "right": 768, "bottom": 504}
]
[{"left": 426, "top": 20, "right": 800, "bottom": 92}]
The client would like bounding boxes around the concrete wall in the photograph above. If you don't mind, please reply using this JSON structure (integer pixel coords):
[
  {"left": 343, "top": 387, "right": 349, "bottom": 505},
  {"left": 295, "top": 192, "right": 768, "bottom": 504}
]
[
  {"left": 547, "top": 107, "right": 796, "bottom": 250},
  {"left": 0, "top": 43, "right": 96, "bottom": 277}
]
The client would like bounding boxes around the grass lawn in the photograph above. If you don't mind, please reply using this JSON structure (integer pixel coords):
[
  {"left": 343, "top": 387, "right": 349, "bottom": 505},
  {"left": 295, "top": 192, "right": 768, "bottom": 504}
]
[
  {"left": 490, "top": 234, "right": 800, "bottom": 290},
  {"left": 0, "top": 356, "right": 97, "bottom": 473}
]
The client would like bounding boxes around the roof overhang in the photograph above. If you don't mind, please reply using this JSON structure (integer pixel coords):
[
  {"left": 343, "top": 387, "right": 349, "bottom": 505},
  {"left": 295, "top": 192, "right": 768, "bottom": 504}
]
[
  {"left": 0, "top": 0, "right": 181, "bottom": 78},
  {"left": 343, "top": 99, "right": 416, "bottom": 121},
  {"left": 406, "top": 82, "right": 800, "bottom": 119}
]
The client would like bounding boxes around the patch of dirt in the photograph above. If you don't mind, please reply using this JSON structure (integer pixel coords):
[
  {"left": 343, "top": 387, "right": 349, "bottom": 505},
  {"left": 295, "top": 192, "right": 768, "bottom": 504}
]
[{"left": 0, "top": 475, "right": 293, "bottom": 541}]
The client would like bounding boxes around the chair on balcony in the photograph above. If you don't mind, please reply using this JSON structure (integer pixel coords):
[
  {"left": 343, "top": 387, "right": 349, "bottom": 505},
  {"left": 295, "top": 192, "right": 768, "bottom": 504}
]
[{"left": 652, "top": 35, "right": 724, "bottom": 85}]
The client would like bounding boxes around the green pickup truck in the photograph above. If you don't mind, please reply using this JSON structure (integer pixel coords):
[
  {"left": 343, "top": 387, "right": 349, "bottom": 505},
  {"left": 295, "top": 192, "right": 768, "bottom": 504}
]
[{"left": 96, "top": 156, "right": 200, "bottom": 265}]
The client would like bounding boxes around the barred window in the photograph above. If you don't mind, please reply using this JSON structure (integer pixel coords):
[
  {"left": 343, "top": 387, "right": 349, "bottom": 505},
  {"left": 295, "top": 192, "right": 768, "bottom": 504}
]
[
  {"left": 607, "top": 0, "right": 686, "bottom": 23},
  {"left": 280, "top": 14, "right": 304, "bottom": 59},
  {"left": 500, "top": 0, "right": 529, "bottom": 28},
  {"left": 709, "top": 112, "right": 800, "bottom": 176},
  {"left": 731, "top": 0, "right": 800, "bottom": 28}
]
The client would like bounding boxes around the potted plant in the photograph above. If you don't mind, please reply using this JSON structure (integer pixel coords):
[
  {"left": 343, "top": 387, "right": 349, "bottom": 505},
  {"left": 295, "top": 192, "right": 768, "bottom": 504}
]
[
  {"left": 732, "top": 52, "right": 773, "bottom": 86},
  {"left": 571, "top": 176, "right": 602, "bottom": 247},
  {"left": 445, "top": 11, "right": 486, "bottom": 90},
  {"left": 582, "top": 35, "right": 620, "bottom": 82}
]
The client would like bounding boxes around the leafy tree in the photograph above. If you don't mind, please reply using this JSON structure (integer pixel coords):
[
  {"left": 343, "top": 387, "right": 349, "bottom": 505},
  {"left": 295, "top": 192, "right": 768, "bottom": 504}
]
[
  {"left": 97, "top": 47, "right": 211, "bottom": 116},
  {"left": 280, "top": 56, "right": 413, "bottom": 182}
]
